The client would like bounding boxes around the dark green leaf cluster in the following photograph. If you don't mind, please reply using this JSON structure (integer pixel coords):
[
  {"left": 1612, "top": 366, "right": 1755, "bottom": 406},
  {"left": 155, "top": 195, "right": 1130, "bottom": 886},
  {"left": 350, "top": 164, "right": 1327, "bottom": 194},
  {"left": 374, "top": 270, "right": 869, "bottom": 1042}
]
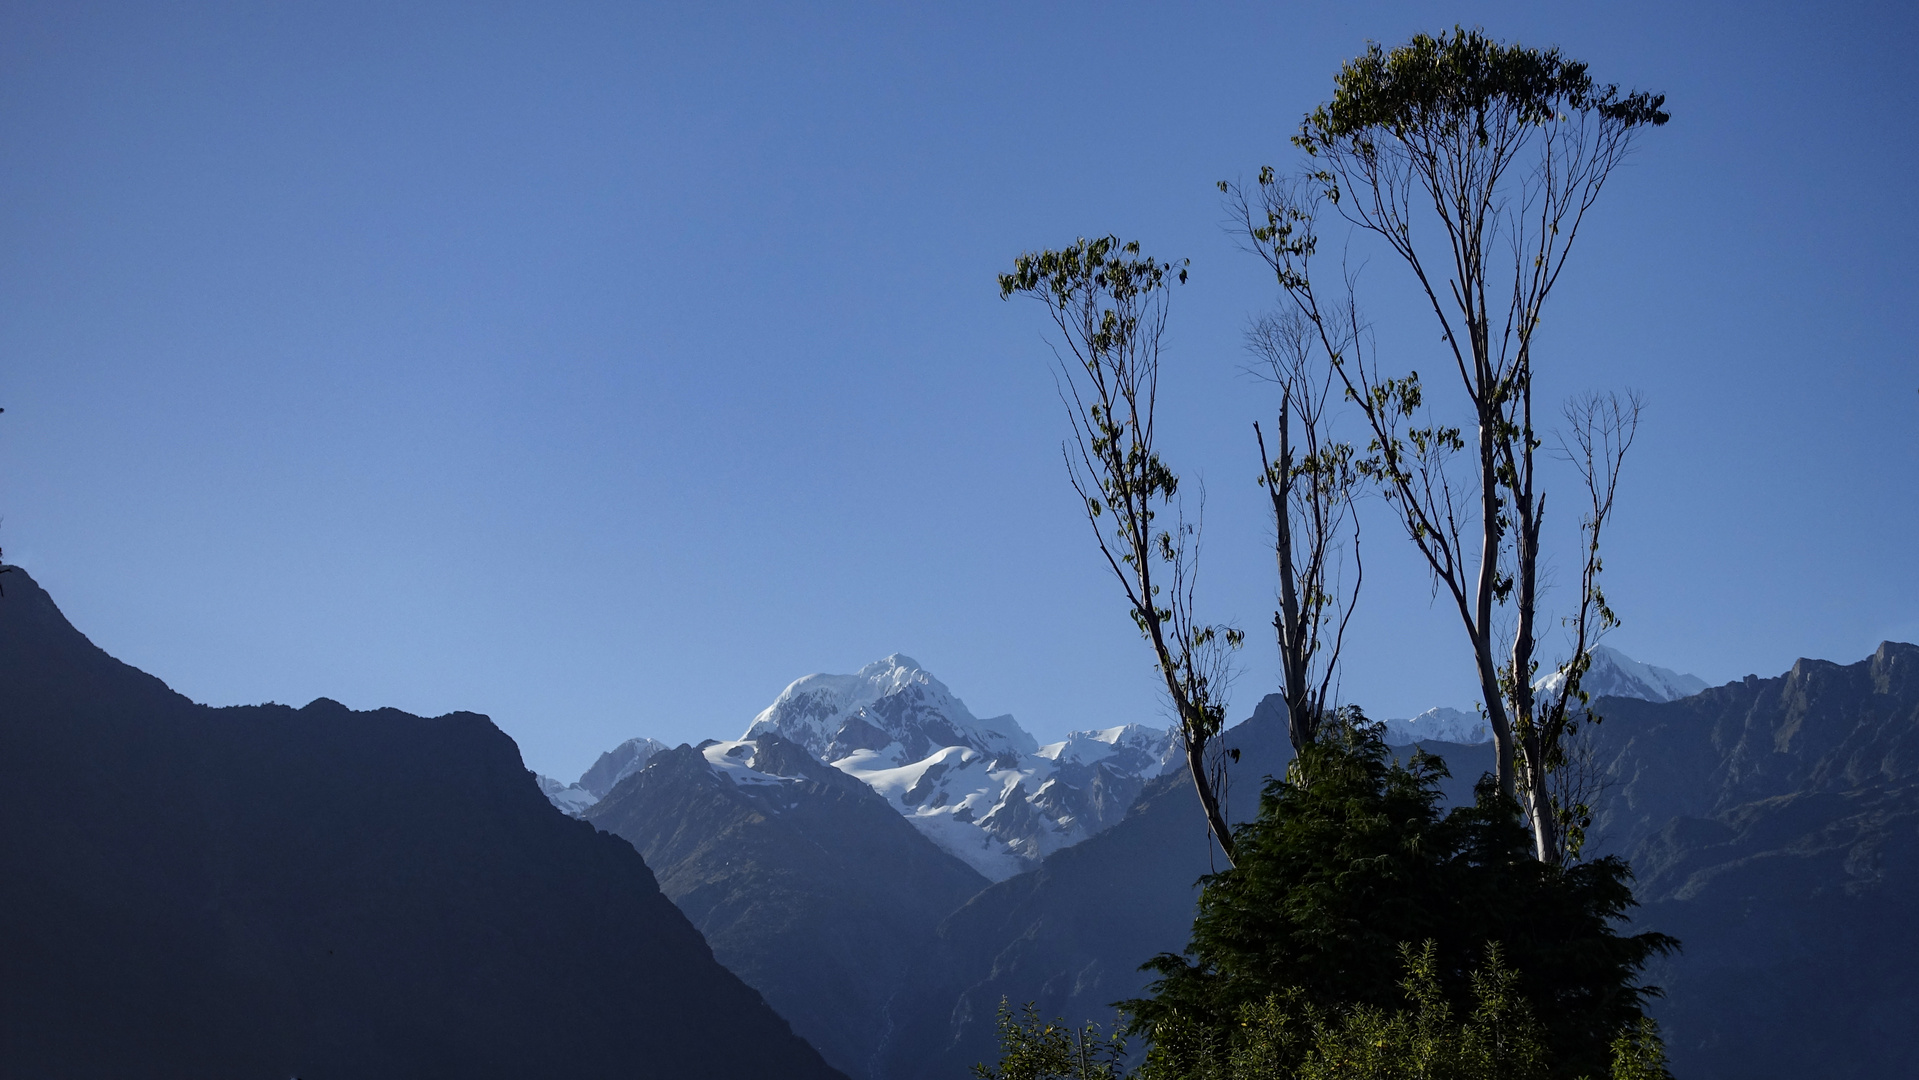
[
  {"left": 999, "top": 236, "right": 1188, "bottom": 310},
  {"left": 1296, "top": 26, "right": 1668, "bottom": 155},
  {"left": 1124, "top": 724, "right": 1674, "bottom": 1079}
]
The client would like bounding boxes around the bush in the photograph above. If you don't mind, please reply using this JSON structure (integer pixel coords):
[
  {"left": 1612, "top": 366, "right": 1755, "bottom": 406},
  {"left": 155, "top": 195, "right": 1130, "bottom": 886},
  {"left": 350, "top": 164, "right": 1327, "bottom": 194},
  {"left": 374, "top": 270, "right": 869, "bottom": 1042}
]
[
  {"left": 1124, "top": 723, "right": 1674, "bottom": 1079},
  {"left": 972, "top": 1001, "right": 1130, "bottom": 1080},
  {"left": 983, "top": 944, "right": 1671, "bottom": 1080}
]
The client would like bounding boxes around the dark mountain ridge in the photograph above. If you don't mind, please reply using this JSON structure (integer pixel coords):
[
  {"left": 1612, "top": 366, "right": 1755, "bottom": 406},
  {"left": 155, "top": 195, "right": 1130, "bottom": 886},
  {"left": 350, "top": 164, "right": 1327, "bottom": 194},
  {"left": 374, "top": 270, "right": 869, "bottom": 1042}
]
[
  {"left": 587, "top": 733, "right": 990, "bottom": 1080},
  {"left": 876, "top": 642, "right": 1919, "bottom": 1080},
  {"left": 1584, "top": 641, "right": 1919, "bottom": 1079},
  {"left": 0, "top": 567, "right": 843, "bottom": 1079}
]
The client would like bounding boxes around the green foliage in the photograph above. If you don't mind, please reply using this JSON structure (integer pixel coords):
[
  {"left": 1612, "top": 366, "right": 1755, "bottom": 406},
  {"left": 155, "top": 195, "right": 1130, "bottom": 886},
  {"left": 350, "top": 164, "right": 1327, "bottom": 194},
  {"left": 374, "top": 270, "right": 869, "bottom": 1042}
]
[
  {"left": 1290, "top": 943, "right": 1552, "bottom": 1080},
  {"left": 998, "top": 235, "right": 1187, "bottom": 313},
  {"left": 1295, "top": 26, "right": 1667, "bottom": 159},
  {"left": 997, "top": 237, "right": 1190, "bottom": 556},
  {"left": 973, "top": 1001, "right": 1131, "bottom": 1080},
  {"left": 989, "top": 946, "right": 1669, "bottom": 1080},
  {"left": 1124, "top": 723, "right": 1674, "bottom": 1079},
  {"left": 1604, "top": 1019, "right": 1671, "bottom": 1080}
]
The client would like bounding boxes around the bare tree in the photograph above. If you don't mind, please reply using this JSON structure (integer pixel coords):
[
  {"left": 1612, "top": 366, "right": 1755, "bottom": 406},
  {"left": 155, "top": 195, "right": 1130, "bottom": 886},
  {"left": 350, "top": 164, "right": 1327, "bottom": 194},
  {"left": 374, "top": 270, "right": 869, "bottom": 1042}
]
[
  {"left": 1225, "top": 30, "right": 1667, "bottom": 863},
  {"left": 999, "top": 236, "right": 1245, "bottom": 865},
  {"left": 1531, "top": 390, "right": 1641, "bottom": 860},
  {"left": 1245, "top": 310, "right": 1362, "bottom": 753}
]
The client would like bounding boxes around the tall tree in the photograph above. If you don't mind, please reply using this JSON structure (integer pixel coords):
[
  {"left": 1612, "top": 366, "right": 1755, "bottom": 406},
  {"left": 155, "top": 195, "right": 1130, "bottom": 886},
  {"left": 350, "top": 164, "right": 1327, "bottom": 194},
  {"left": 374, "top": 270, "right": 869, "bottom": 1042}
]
[
  {"left": 1246, "top": 311, "right": 1362, "bottom": 753},
  {"left": 1225, "top": 29, "right": 1667, "bottom": 863},
  {"left": 1000, "top": 237, "right": 1244, "bottom": 865}
]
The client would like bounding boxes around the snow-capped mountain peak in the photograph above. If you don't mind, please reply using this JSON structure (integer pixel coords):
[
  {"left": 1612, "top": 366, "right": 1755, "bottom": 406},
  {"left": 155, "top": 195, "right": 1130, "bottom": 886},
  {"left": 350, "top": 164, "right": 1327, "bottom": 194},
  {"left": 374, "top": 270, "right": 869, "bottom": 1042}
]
[
  {"left": 1037, "top": 723, "right": 1182, "bottom": 774},
  {"left": 543, "top": 656, "right": 1175, "bottom": 881},
  {"left": 1379, "top": 706, "right": 1489, "bottom": 745},
  {"left": 743, "top": 653, "right": 1038, "bottom": 766},
  {"left": 732, "top": 655, "right": 1162, "bottom": 880},
  {"left": 1537, "top": 644, "right": 1708, "bottom": 704},
  {"left": 1381, "top": 645, "right": 1708, "bottom": 745}
]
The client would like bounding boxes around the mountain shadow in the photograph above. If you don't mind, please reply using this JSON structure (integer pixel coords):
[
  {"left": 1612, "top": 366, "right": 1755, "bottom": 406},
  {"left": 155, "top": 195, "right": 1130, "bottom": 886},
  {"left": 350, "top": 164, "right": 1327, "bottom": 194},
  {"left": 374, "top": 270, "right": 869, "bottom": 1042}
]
[
  {"left": 586, "top": 734, "right": 990, "bottom": 1080},
  {"left": 0, "top": 567, "right": 845, "bottom": 1080}
]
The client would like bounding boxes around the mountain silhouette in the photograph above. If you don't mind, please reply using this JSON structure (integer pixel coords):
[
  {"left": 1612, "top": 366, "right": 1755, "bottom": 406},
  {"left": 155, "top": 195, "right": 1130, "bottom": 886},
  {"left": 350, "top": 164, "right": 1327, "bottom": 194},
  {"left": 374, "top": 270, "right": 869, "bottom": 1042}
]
[{"left": 0, "top": 566, "right": 845, "bottom": 1080}]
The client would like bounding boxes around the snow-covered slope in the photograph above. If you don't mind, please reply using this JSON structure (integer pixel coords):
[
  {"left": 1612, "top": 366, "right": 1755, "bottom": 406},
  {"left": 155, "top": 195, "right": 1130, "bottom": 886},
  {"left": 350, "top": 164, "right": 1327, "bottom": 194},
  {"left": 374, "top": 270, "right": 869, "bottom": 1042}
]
[
  {"left": 539, "top": 656, "right": 1176, "bottom": 878},
  {"left": 1382, "top": 645, "right": 1707, "bottom": 745},
  {"left": 743, "top": 655, "right": 1038, "bottom": 762},
  {"left": 1380, "top": 706, "right": 1490, "bottom": 744},
  {"left": 1537, "top": 644, "right": 1708, "bottom": 704},
  {"left": 745, "top": 655, "right": 1175, "bottom": 880}
]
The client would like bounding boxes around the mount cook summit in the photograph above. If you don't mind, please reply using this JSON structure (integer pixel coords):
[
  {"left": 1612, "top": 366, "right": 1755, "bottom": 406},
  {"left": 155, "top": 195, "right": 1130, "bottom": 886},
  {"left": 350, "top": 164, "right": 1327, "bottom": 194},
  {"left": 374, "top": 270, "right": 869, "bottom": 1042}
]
[{"left": 542, "top": 646, "right": 1705, "bottom": 880}]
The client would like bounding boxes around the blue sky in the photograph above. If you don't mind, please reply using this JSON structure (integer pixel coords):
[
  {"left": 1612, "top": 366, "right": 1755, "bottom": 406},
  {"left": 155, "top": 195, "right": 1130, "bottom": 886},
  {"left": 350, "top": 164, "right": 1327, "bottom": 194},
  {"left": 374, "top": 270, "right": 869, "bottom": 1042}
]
[{"left": 2, "top": 1, "right": 1913, "bottom": 779}]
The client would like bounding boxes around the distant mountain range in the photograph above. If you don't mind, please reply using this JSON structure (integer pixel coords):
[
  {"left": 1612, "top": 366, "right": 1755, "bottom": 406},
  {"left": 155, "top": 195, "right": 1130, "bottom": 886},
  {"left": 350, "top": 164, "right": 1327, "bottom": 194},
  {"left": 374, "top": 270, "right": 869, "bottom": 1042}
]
[
  {"left": 874, "top": 645, "right": 1919, "bottom": 1080},
  {"left": 0, "top": 568, "right": 844, "bottom": 1079},
  {"left": 540, "top": 734, "right": 669, "bottom": 813},
  {"left": 1378, "top": 644, "right": 1709, "bottom": 743},
  {"left": 551, "top": 640, "right": 1916, "bottom": 1080},
  {"left": 1583, "top": 643, "right": 1919, "bottom": 1078},
  {"left": 542, "top": 645, "right": 1708, "bottom": 875},
  {"left": 539, "top": 647, "right": 1701, "bottom": 1080},
  {"left": 545, "top": 655, "right": 1181, "bottom": 881}
]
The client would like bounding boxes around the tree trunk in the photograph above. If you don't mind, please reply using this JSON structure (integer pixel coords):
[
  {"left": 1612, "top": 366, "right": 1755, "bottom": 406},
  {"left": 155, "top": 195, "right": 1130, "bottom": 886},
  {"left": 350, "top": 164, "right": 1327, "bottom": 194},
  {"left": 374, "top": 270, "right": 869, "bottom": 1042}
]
[
  {"left": 1524, "top": 730, "right": 1561, "bottom": 865},
  {"left": 1184, "top": 733, "right": 1236, "bottom": 866}
]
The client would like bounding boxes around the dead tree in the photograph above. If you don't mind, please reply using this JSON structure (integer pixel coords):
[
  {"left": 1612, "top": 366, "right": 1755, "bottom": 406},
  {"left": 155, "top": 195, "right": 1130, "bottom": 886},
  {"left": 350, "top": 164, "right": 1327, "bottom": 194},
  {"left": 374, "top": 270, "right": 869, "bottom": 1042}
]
[{"left": 1245, "top": 310, "right": 1362, "bottom": 753}]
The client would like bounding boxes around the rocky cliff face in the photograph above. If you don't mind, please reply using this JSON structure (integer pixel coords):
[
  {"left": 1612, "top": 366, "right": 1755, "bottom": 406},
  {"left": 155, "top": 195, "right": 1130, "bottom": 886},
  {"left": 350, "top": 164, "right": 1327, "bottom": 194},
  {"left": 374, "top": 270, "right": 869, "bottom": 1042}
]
[
  {"left": 1585, "top": 642, "right": 1919, "bottom": 1080},
  {"left": 0, "top": 567, "right": 844, "bottom": 1080}
]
